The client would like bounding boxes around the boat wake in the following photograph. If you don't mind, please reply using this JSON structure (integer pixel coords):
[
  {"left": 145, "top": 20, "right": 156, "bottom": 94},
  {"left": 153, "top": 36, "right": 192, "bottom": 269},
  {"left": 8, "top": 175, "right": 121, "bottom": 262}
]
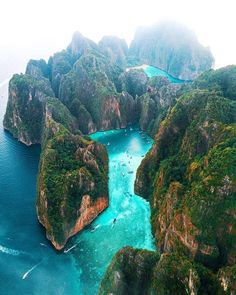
[
  {"left": 90, "top": 224, "right": 101, "bottom": 232},
  {"left": 64, "top": 241, "right": 81, "bottom": 253},
  {"left": 0, "top": 244, "right": 24, "bottom": 256},
  {"left": 22, "top": 261, "right": 42, "bottom": 280}
]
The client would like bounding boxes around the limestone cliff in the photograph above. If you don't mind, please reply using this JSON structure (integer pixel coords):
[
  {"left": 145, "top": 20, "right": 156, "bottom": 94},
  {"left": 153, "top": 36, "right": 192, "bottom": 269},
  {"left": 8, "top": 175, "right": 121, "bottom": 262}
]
[
  {"left": 3, "top": 56, "right": 110, "bottom": 250},
  {"left": 135, "top": 68, "right": 236, "bottom": 267},
  {"left": 98, "top": 36, "right": 128, "bottom": 68},
  {"left": 58, "top": 53, "right": 136, "bottom": 133},
  {"left": 99, "top": 247, "right": 221, "bottom": 295},
  {"left": 137, "top": 76, "right": 182, "bottom": 136},
  {"left": 129, "top": 21, "right": 214, "bottom": 80},
  {"left": 3, "top": 73, "right": 54, "bottom": 145},
  {"left": 118, "top": 69, "right": 148, "bottom": 98},
  {"left": 37, "top": 117, "right": 108, "bottom": 250},
  {"left": 100, "top": 66, "right": 236, "bottom": 294}
]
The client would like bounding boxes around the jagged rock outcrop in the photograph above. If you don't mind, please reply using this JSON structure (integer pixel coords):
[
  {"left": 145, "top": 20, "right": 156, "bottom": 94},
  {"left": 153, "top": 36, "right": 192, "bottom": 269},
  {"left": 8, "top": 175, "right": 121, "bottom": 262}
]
[
  {"left": 3, "top": 55, "right": 110, "bottom": 250},
  {"left": 26, "top": 59, "right": 50, "bottom": 79},
  {"left": 129, "top": 21, "right": 214, "bottom": 80},
  {"left": 135, "top": 68, "right": 236, "bottom": 268},
  {"left": 59, "top": 53, "right": 136, "bottom": 133},
  {"left": 118, "top": 69, "right": 148, "bottom": 98},
  {"left": 3, "top": 73, "right": 54, "bottom": 145},
  {"left": 218, "top": 265, "right": 236, "bottom": 293},
  {"left": 7, "top": 30, "right": 235, "bottom": 295},
  {"left": 37, "top": 117, "right": 108, "bottom": 250},
  {"left": 67, "top": 31, "right": 98, "bottom": 60},
  {"left": 98, "top": 36, "right": 128, "bottom": 68},
  {"left": 100, "top": 66, "right": 236, "bottom": 294},
  {"left": 48, "top": 50, "right": 74, "bottom": 97},
  {"left": 137, "top": 76, "right": 182, "bottom": 136},
  {"left": 99, "top": 247, "right": 221, "bottom": 295}
]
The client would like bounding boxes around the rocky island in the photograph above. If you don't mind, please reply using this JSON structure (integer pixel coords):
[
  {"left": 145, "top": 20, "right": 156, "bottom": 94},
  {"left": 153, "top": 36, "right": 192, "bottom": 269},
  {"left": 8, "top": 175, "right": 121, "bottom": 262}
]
[{"left": 4, "top": 20, "right": 235, "bottom": 294}]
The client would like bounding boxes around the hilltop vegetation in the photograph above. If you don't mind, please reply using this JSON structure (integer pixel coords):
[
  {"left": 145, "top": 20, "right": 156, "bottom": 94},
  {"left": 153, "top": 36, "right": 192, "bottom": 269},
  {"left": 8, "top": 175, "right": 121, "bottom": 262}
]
[
  {"left": 100, "top": 66, "right": 236, "bottom": 294},
  {"left": 4, "top": 22, "right": 233, "bottom": 293}
]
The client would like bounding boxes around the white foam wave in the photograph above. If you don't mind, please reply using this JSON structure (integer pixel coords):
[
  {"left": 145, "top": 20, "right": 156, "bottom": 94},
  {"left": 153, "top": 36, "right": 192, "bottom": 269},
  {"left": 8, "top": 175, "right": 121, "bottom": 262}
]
[
  {"left": 0, "top": 244, "right": 21, "bottom": 256},
  {"left": 22, "top": 261, "right": 42, "bottom": 280}
]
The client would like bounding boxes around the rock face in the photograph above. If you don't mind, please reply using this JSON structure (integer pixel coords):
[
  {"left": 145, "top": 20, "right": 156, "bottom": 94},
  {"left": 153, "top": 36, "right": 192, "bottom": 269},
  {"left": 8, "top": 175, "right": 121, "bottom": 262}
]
[
  {"left": 37, "top": 125, "right": 108, "bottom": 250},
  {"left": 99, "top": 247, "right": 221, "bottom": 295},
  {"left": 98, "top": 36, "right": 128, "bottom": 67},
  {"left": 135, "top": 67, "right": 236, "bottom": 270},
  {"left": 129, "top": 21, "right": 214, "bottom": 80},
  {"left": 4, "top": 53, "right": 110, "bottom": 250},
  {"left": 6, "top": 27, "right": 232, "bottom": 294},
  {"left": 3, "top": 73, "right": 54, "bottom": 145},
  {"left": 100, "top": 66, "right": 236, "bottom": 294},
  {"left": 137, "top": 76, "right": 181, "bottom": 136},
  {"left": 58, "top": 52, "right": 136, "bottom": 133},
  {"left": 67, "top": 31, "right": 98, "bottom": 60},
  {"left": 118, "top": 69, "right": 148, "bottom": 98}
]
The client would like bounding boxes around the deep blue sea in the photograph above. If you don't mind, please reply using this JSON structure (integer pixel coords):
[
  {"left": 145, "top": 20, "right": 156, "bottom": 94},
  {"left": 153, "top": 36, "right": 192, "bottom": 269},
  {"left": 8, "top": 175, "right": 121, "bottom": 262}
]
[{"left": 0, "top": 80, "right": 155, "bottom": 294}]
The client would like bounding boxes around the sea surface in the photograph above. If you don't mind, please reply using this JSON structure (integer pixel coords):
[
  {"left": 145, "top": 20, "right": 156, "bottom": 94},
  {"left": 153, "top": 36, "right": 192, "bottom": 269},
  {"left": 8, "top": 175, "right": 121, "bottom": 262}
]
[{"left": 0, "top": 80, "right": 155, "bottom": 294}]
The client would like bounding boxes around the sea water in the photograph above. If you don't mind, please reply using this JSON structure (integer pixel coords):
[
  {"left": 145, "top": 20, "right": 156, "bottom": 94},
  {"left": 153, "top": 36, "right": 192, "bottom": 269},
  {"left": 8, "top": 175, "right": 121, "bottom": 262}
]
[
  {"left": 0, "top": 81, "right": 155, "bottom": 294},
  {"left": 144, "top": 65, "right": 186, "bottom": 83}
]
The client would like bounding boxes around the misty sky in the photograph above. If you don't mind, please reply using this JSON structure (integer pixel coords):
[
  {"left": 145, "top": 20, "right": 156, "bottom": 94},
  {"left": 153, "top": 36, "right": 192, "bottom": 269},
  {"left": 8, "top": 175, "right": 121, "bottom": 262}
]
[{"left": 1, "top": 0, "right": 236, "bottom": 80}]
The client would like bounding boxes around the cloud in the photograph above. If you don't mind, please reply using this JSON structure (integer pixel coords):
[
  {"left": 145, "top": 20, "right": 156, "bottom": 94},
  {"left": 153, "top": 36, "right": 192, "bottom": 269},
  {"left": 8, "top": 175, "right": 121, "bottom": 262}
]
[{"left": 0, "top": 0, "right": 235, "bottom": 69}]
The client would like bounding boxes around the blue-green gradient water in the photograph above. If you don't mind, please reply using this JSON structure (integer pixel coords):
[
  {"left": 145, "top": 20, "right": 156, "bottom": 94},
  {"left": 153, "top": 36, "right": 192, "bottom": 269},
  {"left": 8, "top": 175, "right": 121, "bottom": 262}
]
[
  {"left": 0, "top": 81, "right": 155, "bottom": 294},
  {"left": 144, "top": 65, "right": 186, "bottom": 83}
]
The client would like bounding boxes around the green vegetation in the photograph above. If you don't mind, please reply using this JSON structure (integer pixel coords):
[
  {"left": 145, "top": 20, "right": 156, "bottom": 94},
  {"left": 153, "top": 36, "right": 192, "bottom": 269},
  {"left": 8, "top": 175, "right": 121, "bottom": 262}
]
[
  {"left": 4, "top": 26, "right": 236, "bottom": 293},
  {"left": 99, "top": 247, "right": 222, "bottom": 295},
  {"left": 37, "top": 122, "right": 108, "bottom": 246},
  {"left": 101, "top": 66, "right": 236, "bottom": 294},
  {"left": 3, "top": 73, "right": 54, "bottom": 144},
  {"left": 98, "top": 36, "right": 128, "bottom": 68}
]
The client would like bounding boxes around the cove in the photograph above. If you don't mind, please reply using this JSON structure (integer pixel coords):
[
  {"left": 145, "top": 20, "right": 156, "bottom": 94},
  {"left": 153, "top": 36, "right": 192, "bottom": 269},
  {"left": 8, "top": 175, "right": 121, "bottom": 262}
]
[
  {"left": 144, "top": 65, "right": 187, "bottom": 83},
  {"left": 0, "top": 81, "right": 155, "bottom": 294},
  {"left": 127, "top": 64, "right": 187, "bottom": 83},
  {"left": 73, "top": 128, "right": 155, "bottom": 294}
]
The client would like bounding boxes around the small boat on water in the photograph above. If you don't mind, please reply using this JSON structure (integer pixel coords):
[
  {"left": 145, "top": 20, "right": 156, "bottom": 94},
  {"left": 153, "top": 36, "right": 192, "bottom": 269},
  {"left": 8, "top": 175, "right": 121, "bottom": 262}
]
[
  {"left": 90, "top": 225, "right": 100, "bottom": 232},
  {"left": 64, "top": 244, "right": 77, "bottom": 253}
]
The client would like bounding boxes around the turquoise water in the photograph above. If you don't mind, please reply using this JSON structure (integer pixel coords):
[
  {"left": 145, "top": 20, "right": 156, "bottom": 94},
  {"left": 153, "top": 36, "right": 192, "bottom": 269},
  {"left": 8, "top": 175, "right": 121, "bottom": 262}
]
[
  {"left": 0, "top": 81, "right": 155, "bottom": 294},
  {"left": 144, "top": 65, "right": 186, "bottom": 83},
  {"left": 76, "top": 128, "right": 155, "bottom": 294}
]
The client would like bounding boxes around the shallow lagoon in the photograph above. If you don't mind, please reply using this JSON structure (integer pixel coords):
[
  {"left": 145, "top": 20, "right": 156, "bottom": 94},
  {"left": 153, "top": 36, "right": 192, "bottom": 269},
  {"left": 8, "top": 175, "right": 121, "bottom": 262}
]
[{"left": 144, "top": 65, "right": 186, "bottom": 83}]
